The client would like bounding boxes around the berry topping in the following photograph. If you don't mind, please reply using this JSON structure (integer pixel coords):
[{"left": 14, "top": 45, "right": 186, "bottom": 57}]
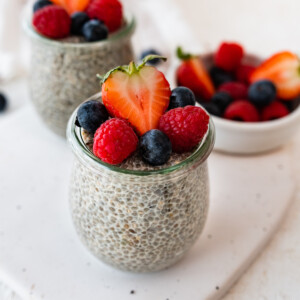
[
  {"left": 235, "top": 64, "right": 255, "bottom": 84},
  {"left": 0, "top": 92, "right": 8, "bottom": 112},
  {"left": 101, "top": 55, "right": 171, "bottom": 135},
  {"left": 261, "top": 101, "right": 289, "bottom": 121},
  {"left": 200, "top": 102, "right": 222, "bottom": 117},
  {"left": 51, "top": 0, "right": 90, "bottom": 15},
  {"left": 33, "top": 5, "right": 71, "bottom": 39},
  {"left": 218, "top": 82, "right": 248, "bottom": 100},
  {"left": 209, "top": 66, "right": 234, "bottom": 87},
  {"left": 139, "top": 129, "right": 172, "bottom": 166},
  {"left": 176, "top": 47, "right": 215, "bottom": 101},
  {"left": 224, "top": 100, "right": 259, "bottom": 122},
  {"left": 82, "top": 19, "right": 108, "bottom": 42},
  {"left": 86, "top": 0, "right": 123, "bottom": 33},
  {"left": 76, "top": 100, "right": 109, "bottom": 133},
  {"left": 93, "top": 118, "right": 138, "bottom": 165},
  {"left": 33, "top": 0, "right": 52, "bottom": 12},
  {"left": 71, "top": 12, "right": 89, "bottom": 35},
  {"left": 248, "top": 80, "right": 277, "bottom": 106},
  {"left": 140, "top": 49, "right": 162, "bottom": 66},
  {"left": 215, "top": 42, "right": 244, "bottom": 71},
  {"left": 250, "top": 51, "right": 300, "bottom": 100},
  {"left": 168, "top": 87, "right": 196, "bottom": 110},
  {"left": 211, "top": 91, "right": 233, "bottom": 112},
  {"left": 158, "top": 106, "right": 209, "bottom": 153}
]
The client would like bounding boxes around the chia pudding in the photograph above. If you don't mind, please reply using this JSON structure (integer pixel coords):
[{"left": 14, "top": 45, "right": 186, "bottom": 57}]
[
  {"left": 24, "top": 11, "right": 135, "bottom": 137},
  {"left": 67, "top": 95, "right": 215, "bottom": 272}
]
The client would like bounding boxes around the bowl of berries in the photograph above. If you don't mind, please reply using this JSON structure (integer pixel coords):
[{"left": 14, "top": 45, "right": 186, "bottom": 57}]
[{"left": 176, "top": 43, "right": 300, "bottom": 154}]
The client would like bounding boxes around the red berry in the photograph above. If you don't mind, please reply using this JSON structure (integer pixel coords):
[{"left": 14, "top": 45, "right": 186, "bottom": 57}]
[
  {"left": 218, "top": 82, "right": 248, "bottom": 100},
  {"left": 86, "top": 0, "right": 123, "bottom": 32},
  {"left": 215, "top": 42, "right": 244, "bottom": 71},
  {"left": 158, "top": 106, "right": 209, "bottom": 153},
  {"left": 224, "top": 100, "right": 259, "bottom": 122},
  {"left": 93, "top": 118, "right": 138, "bottom": 165},
  {"left": 261, "top": 101, "right": 289, "bottom": 121},
  {"left": 32, "top": 5, "right": 71, "bottom": 39},
  {"left": 235, "top": 64, "right": 256, "bottom": 84}
]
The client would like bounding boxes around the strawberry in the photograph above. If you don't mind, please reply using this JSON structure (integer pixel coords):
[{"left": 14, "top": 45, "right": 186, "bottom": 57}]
[
  {"left": 101, "top": 55, "right": 171, "bottom": 135},
  {"left": 250, "top": 51, "right": 300, "bottom": 100},
  {"left": 176, "top": 47, "right": 215, "bottom": 101},
  {"left": 50, "top": 0, "right": 90, "bottom": 14}
]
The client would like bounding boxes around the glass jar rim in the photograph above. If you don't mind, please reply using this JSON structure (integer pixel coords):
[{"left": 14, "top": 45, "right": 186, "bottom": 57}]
[
  {"left": 23, "top": 9, "right": 136, "bottom": 49},
  {"left": 67, "top": 93, "right": 215, "bottom": 177}
]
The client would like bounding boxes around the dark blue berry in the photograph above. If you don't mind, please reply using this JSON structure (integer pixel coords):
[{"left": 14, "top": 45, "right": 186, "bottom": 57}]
[
  {"left": 33, "top": 0, "right": 52, "bottom": 12},
  {"left": 140, "top": 49, "right": 162, "bottom": 65},
  {"left": 200, "top": 102, "right": 222, "bottom": 117},
  {"left": 210, "top": 66, "right": 234, "bottom": 87},
  {"left": 168, "top": 87, "right": 196, "bottom": 110},
  {"left": 76, "top": 100, "right": 109, "bottom": 133},
  {"left": 82, "top": 20, "right": 108, "bottom": 42},
  {"left": 139, "top": 129, "right": 172, "bottom": 166},
  {"left": 71, "top": 12, "right": 90, "bottom": 36},
  {"left": 211, "top": 91, "right": 233, "bottom": 112},
  {"left": 248, "top": 80, "right": 277, "bottom": 106},
  {"left": 0, "top": 93, "right": 8, "bottom": 112},
  {"left": 282, "top": 97, "right": 300, "bottom": 112}
]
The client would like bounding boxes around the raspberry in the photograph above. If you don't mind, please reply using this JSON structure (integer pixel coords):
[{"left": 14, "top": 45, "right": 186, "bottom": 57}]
[
  {"left": 261, "top": 101, "right": 289, "bottom": 121},
  {"left": 93, "top": 118, "right": 138, "bottom": 165},
  {"left": 215, "top": 42, "right": 244, "bottom": 71},
  {"left": 224, "top": 100, "right": 259, "bottom": 122},
  {"left": 218, "top": 82, "right": 248, "bottom": 100},
  {"left": 86, "top": 0, "right": 123, "bottom": 32},
  {"left": 158, "top": 106, "right": 209, "bottom": 153},
  {"left": 32, "top": 5, "right": 70, "bottom": 39},
  {"left": 235, "top": 64, "right": 256, "bottom": 84}
]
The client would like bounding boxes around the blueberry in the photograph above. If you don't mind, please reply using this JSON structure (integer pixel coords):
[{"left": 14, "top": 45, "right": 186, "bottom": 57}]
[
  {"left": 209, "top": 66, "right": 234, "bottom": 87},
  {"left": 200, "top": 102, "right": 222, "bottom": 117},
  {"left": 33, "top": 0, "right": 52, "bottom": 12},
  {"left": 248, "top": 80, "right": 277, "bottom": 106},
  {"left": 139, "top": 129, "right": 172, "bottom": 166},
  {"left": 283, "top": 97, "right": 300, "bottom": 112},
  {"left": 211, "top": 91, "right": 233, "bottom": 112},
  {"left": 76, "top": 100, "right": 109, "bottom": 133},
  {"left": 71, "top": 12, "right": 90, "bottom": 36},
  {"left": 168, "top": 87, "right": 196, "bottom": 110},
  {"left": 0, "top": 92, "right": 8, "bottom": 112},
  {"left": 82, "top": 20, "right": 108, "bottom": 42},
  {"left": 140, "top": 49, "right": 162, "bottom": 65}
]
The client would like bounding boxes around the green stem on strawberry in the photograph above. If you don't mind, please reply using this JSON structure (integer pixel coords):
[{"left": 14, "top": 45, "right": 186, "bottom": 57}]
[{"left": 176, "top": 47, "right": 194, "bottom": 61}]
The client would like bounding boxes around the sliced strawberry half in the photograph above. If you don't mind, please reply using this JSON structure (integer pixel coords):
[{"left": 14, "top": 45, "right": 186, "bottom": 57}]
[
  {"left": 51, "top": 0, "right": 89, "bottom": 14},
  {"left": 176, "top": 47, "right": 215, "bottom": 101},
  {"left": 101, "top": 56, "right": 171, "bottom": 135},
  {"left": 250, "top": 51, "right": 300, "bottom": 100}
]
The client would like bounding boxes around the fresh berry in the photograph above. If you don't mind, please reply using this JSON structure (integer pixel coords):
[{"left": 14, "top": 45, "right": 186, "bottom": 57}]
[
  {"left": 101, "top": 56, "right": 171, "bottom": 135},
  {"left": 140, "top": 49, "right": 162, "bottom": 66},
  {"left": 33, "top": 0, "right": 52, "bottom": 12},
  {"left": 76, "top": 100, "right": 109, "bottom": 133},
  {"left": 51, "top": 0, "right": 90, "bottom": 14},
  {"left": 261, "top": 101, "right": 289, "bottom": 121},
  {"left": 283, "top": 98, "right": 300, "bottom": 112},
  {"left": 211, "top": 91, "right": 233, "bottom": 112},
  {"left": 158, "top": 106, "right": 209, "bottom": 153},
  {"left": 71, "top": 12, "right": 89, "bottom": 35},
  {"left": 0, "top": 93, "right": 8, "bottom": 112},
  {"left": 209, "top": 66, "right": 234, "bottom": 87},
  {"left": 93, "top": 118, "right": 138, "bottom": 165},
  {"left": 168, "top": 87, "right": 196, "bottom": 110},
  {"left": 248, "top": 80, "right": 277, "bottom": 106},
  {"left": 215, "top": 42, "right": 244, "bottom": 71},
  {"left": 200, "top": 102, "right": 222, "bottom": 117},
  {"left": 86, "top": 0, "right": 123, "bottom": 32},
  {"left": 250, "top": 51, "right": 300, "bottom": 100},
  {"left": 176, "top": 47, "right": 215, "bottom": 101},
  {"left": 218, "top": 82, "right": 248, "bottom": 100},
  {"left": 139, "top": 129, "right": 172, "bottom": 166},
  {"left": 223, "top": 100, "right": 259, "bottom": 122},
  {"left": 32, "top": 5, "right": 71, "bottom": 39},
  {"left": 82, "top": 19, "right": 108, "bottom": 42},
  {"left": 235, "top": 64, "right": 255, "bottom": 84}
]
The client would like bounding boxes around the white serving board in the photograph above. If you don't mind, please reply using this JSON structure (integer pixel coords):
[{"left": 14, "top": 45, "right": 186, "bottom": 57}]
[{"left": 0, "top": 105, "right": 295, "bottom": 300}]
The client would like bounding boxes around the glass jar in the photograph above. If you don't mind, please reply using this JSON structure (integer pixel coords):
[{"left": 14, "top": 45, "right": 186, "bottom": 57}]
[
  {"left": 67, "top": 95, "right": 215, "bottom": 272},
  {"left": 24, "top": 13, "right": 135, "bottom": 137}
]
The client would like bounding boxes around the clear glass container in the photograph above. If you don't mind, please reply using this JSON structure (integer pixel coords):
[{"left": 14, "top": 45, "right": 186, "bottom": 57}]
[
  {"left": 24, "top": 13, "right": 135, "bottom": 137},
  {"left": 67, "top": 95, "right": 215, "bottom": 272}
]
